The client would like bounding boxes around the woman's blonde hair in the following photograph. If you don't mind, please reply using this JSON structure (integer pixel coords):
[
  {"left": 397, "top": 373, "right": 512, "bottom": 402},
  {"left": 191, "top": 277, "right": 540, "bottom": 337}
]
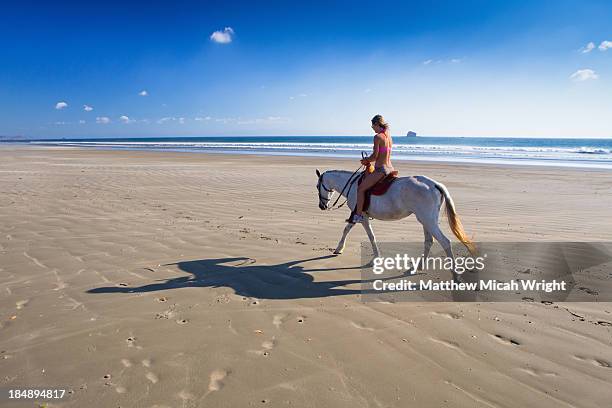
[{"left": 371, "top": 114, "right": 389, "bottom": 130}]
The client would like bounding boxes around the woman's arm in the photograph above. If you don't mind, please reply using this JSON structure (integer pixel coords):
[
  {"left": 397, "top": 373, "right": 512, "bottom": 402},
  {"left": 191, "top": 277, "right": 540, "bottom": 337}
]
[{"left": 361, "top": 135, "right": 380, "bottom": 164}]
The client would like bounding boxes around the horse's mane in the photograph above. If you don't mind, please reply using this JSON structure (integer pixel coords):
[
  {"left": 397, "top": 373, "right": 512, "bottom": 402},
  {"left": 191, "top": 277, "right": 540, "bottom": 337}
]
[{"left": 326, "top": 169, "right": 354, "bottom": 175}]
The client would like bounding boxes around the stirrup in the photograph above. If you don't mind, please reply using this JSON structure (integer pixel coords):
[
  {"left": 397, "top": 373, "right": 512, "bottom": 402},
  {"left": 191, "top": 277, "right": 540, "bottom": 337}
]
[{"left": 346, "top": 213, "right": 364, "bottom": 224}]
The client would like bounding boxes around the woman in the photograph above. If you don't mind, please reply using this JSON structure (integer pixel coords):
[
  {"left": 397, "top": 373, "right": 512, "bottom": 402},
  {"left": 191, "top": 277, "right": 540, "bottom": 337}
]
[{"left": 348, "top": 114, "right": 394, "bottom": 224}]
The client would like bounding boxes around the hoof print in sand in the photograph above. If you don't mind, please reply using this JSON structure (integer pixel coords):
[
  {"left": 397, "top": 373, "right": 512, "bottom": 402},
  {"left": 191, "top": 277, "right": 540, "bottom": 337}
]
[
  {"left": 272, "top": 314, "right": 286, "bottom": 329},
  {"left": 178, "top": 389, "right": 195, "bottom": 401},
  {"left": 432, "top": 311, "right": 462, "bottom": 320},
  {"left": 146, "top": 371, "right": 159, "bottom": 384},
  {"left": 492, "top": 334, "right": 521, "bottom": 346},
  {"left": 350, "top": 321, "right": 375, "bottom": 331},
  {"left": 16, "top": 299, "right": 29, "bottom": 309},
  {"left": 578, "top": 287, "right": 598, "bottom": 295},
  {"left": 261, "top": 339, "right": 276, "bottom": 356},
  {"left": 574, "top": 355, "right": 611, "bottom": 368},
  {"left": 208, "top": 369, "right": 229, "bottom": 392}
]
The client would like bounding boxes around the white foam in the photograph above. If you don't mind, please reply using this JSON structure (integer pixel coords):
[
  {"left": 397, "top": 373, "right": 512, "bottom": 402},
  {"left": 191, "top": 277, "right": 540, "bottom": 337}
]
[{"left": 32, "top": 140, "right": 612, "bottom": 169}]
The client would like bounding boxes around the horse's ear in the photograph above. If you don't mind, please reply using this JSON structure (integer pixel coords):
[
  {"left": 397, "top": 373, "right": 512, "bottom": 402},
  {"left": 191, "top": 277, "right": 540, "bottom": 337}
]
[{"left": 316, "top": 169, "right": 321, "bottom": 178}]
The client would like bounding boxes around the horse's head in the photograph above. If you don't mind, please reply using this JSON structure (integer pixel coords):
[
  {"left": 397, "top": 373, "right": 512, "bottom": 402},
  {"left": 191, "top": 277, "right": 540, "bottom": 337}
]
[{"left": 315, "top": 169, "right": 334, "bottom": 210}]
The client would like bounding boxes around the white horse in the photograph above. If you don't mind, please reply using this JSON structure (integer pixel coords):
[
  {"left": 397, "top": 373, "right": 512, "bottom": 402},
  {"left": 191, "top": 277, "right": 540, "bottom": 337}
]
[{"left": 316, "top": 169, "right": 476, "bottom": 278}]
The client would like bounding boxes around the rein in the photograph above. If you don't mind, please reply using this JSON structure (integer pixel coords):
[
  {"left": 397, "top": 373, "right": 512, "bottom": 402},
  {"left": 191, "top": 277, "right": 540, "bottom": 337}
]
[{"left": 318, "top": 165, "right": 364, "bottom": 211}]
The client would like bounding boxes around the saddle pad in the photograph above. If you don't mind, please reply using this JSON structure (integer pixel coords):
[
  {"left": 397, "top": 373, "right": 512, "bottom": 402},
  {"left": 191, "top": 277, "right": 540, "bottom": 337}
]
[
  {"left": 361, "top": 171, "right": 399, "bottom": 212},
  {"left": 370, "top": 171, "right": 399, "bottom": 195}
]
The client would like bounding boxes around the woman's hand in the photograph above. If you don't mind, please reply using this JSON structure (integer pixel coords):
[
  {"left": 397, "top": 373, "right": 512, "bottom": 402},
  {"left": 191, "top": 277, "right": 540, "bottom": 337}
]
[{"left": 360, "top": 158, "right": 370, "bottom": 166}]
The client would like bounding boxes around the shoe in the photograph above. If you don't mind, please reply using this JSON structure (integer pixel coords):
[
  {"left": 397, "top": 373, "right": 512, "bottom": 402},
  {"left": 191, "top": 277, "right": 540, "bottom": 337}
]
[{"left": 347, "top": 213, "right": 365, "bottom": 224}]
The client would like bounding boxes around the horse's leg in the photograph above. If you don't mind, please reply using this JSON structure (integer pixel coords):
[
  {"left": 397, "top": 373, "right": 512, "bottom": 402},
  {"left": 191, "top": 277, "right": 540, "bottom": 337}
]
[
  {"left": 362, "top": 217, "right": 380, "bottom": 258},
  {"left": 334, "top": 222, "right": 355, "bottom": 255},
  {"left": 417, "top": 209, "right": 458, "bottom": 280},
  {"left": 420, "top": 227, "right": 434, "bottom": 271},
  {"left": 426, "top": 223, "right": 460, "bottom": 281}
]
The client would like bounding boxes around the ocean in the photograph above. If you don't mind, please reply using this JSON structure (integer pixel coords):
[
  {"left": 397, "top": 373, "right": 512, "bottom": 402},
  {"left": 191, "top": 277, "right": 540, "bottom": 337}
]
[{"left": 28, "top": 136, "right": 612, "bottom": 169}]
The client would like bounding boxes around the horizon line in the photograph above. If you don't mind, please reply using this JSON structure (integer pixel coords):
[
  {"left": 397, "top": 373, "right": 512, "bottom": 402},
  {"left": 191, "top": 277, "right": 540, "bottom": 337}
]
[{"left": 3, "top": 134, "right": 612, "bottom": 141}]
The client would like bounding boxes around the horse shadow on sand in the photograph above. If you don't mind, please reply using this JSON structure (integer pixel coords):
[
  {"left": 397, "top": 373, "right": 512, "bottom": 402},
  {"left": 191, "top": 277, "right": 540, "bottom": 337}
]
[{"left": 87, "top": 255, "right": 388, "bottom": 300}]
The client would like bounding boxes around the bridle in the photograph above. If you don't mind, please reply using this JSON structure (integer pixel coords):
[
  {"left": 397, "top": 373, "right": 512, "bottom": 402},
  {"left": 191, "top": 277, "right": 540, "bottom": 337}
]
[
  {"left": 317, "top": 177, "right": 334, "bottom": 205},
  {"left": 317, "top": 165, "right": 364, "bottom": 210}
]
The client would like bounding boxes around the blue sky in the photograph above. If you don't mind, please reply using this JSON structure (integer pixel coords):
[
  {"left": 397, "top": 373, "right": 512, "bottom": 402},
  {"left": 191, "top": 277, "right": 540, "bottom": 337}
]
[{"left": 1, "top": 0, "right": 611, "bottom": 138}]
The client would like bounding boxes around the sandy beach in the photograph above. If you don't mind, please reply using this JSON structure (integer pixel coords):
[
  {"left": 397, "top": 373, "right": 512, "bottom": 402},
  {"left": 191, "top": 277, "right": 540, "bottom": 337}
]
[{"left": 1, "top": 145, "right": 611, "bottom": 407}]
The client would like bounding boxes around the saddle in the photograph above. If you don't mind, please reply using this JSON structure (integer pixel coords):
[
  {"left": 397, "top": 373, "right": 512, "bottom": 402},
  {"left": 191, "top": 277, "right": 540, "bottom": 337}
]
[{"left": 359, "top": 170, "right": 399, "bottom": 212}]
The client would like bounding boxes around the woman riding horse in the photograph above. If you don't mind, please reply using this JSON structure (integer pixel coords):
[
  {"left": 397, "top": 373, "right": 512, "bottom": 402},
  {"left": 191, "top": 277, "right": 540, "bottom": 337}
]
[{"left": 348, "top": 114, "right": 394, "bottom": 224}]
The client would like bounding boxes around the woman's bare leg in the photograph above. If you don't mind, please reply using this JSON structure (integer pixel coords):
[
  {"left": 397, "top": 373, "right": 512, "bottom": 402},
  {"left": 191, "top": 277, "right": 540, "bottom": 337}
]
[{"left": 355, "top": 173, "right": 384, "bottom": 215}]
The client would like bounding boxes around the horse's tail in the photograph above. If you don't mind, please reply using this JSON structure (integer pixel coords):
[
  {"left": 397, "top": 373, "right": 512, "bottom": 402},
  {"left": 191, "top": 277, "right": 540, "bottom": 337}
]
[{"left": 434, "top": 182, "right": 477, "bottom": 255}]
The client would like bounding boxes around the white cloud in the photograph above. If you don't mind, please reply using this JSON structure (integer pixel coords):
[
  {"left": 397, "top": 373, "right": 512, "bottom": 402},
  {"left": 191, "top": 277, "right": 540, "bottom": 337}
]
[
  {"left": 569, "top": 69, "right": 598, "bottom": 82},
  {"left": 139, "top": 90, "right": 148, "bottom": 96},
  {"left": 288, "top": 93, "right": 307, "bottom": 100},
  {"left": 599, "top": 40, "right": 612, "bottom": 51},
  {"left": 55, "top": 101, "right": 68, "bottom": 110},
  {"left": 206, "top": 116, "right": 290, "bottom": 125},
  {"left": 79, "top": 120, "right": 86, "bottom": 124},
  {"left": 210, "top": 27, "right": 234, "bottom": 44},
  {"left": 96, "top": 116, "right": 111, "bottom": 124},
  {"left": 581, "top": 42, "right": 595, "bottom": 53},
  {"left": 422, "top": 58, "right": 461, "bottom": 65},
  {"left": 157, "top": 116, "right": 185, "bottom": 124},
  {"left": 236, "top": 116, "right": 290, "bottom": 125},
  {"left": 168, "top": 115, "right": 287, "bottom": 126},
  {"left": 119, "top": 115, "right": 131, "bottom": 124},
  {"left": 83, "top": 104, "right": 93, "bottom": 112}
]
